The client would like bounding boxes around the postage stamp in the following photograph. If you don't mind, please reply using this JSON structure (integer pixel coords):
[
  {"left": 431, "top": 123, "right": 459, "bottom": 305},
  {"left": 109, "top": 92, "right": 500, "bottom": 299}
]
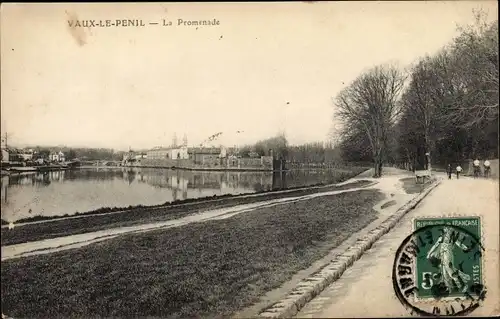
[
  {"left": 392, "top": 216, "right": 486, "bottom": 316},
  {"left": 414, "top": 216, "right": 483, "bottom": 301}
]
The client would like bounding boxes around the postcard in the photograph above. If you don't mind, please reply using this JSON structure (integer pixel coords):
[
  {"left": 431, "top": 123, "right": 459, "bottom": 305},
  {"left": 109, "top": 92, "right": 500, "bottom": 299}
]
[{"left": 1, "top": 2, "right": 498, "bottom": 318}]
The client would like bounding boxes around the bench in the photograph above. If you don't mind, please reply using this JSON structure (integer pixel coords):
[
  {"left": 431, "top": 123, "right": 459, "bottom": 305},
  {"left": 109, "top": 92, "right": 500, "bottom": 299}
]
[{"left": 415, "top": 170, "right": 431, "bottom": 184}]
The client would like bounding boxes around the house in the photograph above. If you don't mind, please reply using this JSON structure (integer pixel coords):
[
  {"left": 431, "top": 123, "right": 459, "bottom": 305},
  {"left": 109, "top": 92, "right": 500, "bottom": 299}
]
[
  {"left": 1, "top": 148, "right": 9, "bottom": 162},
  {"left": 50, "top": 151, "right": 65, "bottom": 162},
  {"left": 146, "top": 146, "right": 189, "bottom": 160},
  {"left": 187, "top": 147, "right": 222, "bottom": 164},
  {"left": 219, "top": 146, "right": 227, "bottom": 158},
  {"left": 146, "top": 147, "right": 170, "bottom": 160},
  {"left": 18, "top": 149, "right": 34, "bottom": 161},
  {"left": 170, "top": 146, "right": 189, "bottom": 160},
  {"left": 3, "top": 148, "right": 22, "bottom": 162},
  {"left": 134, "top": 153, "right": 147, "bottom": 161}
]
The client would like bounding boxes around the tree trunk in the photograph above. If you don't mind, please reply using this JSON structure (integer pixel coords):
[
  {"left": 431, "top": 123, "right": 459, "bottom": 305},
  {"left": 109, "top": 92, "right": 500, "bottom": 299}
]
[
  {"left": 424, "top": 126, "right": 432, "bottom": 171},
  {"left": 373, "top": 149, "right": 383, "bottom": 178},
  {"left": 373, "top": 160, "right": 380, "bottom": 177}
]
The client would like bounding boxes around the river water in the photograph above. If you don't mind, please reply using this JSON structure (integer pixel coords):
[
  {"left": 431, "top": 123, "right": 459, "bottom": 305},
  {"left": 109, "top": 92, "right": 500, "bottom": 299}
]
[{"left": 1, "top": 167, "right": 352, "bottom": 222}]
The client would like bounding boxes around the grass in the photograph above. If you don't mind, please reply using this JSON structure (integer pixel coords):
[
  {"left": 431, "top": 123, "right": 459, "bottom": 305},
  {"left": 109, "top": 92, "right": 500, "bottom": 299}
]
[
  {"left": 1, "top": 189, "right": 384, "bottom": 319},
  {"left": 1, "top": 180, "right": 373, "bottom": 246},
  {"left": 400, "top": 177, "right": 434, "bottom": 194}
]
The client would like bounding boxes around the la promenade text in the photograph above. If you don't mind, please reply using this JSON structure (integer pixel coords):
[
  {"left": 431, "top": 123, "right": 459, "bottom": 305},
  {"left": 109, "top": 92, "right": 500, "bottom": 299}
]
[{"left": 67, "top": 18, "right": 220, "bottom": 28}]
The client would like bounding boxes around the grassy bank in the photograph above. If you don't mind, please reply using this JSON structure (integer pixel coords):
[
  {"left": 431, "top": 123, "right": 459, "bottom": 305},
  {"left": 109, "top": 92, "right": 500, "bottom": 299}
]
[
  {"left": 1, "top": 189, "right": 384, "bottom": 318},
  {"left": 1, "top": 180, "right": 373, "bottom": 246}
]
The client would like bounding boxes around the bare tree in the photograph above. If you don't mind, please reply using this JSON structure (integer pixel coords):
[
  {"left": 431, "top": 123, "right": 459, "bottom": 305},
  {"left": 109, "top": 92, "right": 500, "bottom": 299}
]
[
  {"left": 392, "top": 9, "right": 498, "bottom": 168},
  {"left": 447, "top": 10, "right": 499, "bottom": 127},
  {"left": 334, "top": 64, "right": 406, "bottom": 177},
  {"left": 399, "top": 52, "right": 458, "bottom": 169}
]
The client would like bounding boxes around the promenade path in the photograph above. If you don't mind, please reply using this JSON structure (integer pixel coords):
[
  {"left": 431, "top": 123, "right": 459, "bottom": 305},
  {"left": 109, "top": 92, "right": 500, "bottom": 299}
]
[{"left": 296, "top": 175, "right": 500, "bottom": 317}]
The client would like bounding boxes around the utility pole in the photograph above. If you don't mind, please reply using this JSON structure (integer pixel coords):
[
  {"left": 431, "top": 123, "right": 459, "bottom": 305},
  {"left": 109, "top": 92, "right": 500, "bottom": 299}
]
[{"left": 235, "top": 130, "right": 244, "bottom": 157}]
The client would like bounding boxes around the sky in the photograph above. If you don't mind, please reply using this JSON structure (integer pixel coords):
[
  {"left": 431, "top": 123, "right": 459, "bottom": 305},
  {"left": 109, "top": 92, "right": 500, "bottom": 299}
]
[{"left": 1, "top": 1, "right": 498, "bottom": 151}]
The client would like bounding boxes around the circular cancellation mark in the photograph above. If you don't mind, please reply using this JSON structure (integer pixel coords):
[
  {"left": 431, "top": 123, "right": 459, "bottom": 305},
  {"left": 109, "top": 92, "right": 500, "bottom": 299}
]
[{"left": 392, "top": 222, "right": 487, "bottom": 316}]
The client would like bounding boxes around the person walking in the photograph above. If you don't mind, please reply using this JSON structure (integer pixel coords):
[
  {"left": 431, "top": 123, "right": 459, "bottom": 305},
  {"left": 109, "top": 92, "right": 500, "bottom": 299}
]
[
  {"left": 456, "top": 164, "right": 463, "bottom": 179},
  {"left": 473, "top": 159, "right": 481, "bottom": 178},
  {"left": 484, "top": 159, "right": 491, "bottom": 178},
  {"left": 446, "top": 164, "right": 453, "bottom": 180}
]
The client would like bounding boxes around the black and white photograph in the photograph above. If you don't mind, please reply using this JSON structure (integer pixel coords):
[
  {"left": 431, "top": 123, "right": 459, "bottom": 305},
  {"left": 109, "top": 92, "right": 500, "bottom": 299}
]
[{"left": 1, "top": 2, "right": 498, "bottom": 318}]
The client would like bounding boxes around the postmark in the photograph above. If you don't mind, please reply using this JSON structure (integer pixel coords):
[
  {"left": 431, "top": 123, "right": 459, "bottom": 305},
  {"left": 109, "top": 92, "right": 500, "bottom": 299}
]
[{"left": 392, "top": 216, "right": 486, "bottom": 316}]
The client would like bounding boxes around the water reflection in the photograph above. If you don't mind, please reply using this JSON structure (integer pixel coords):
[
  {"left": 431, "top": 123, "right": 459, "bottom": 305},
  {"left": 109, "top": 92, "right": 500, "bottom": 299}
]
[{"left": 1, "top": 167, "right": 349, "bottom": 222}]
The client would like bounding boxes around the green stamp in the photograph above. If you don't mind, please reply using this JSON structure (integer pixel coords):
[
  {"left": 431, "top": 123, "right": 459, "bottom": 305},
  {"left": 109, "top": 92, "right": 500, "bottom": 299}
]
[
  {"left": 393, "top": 216, "right": 486, "bottom": 316},
  {"left": 414, "top": 216, "right": 483, "bottom": 300}
]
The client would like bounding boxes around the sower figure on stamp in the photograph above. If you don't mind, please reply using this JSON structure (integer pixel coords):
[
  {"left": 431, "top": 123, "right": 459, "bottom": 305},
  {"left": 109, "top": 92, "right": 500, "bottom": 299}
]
[
  {"left": 426, "top": 226, "right": 471, "bottom": 293},
  {"left": 447, "top": 164, "right": 453, "bottom": 180},
  {"left": 456, "top": 165, "right": 462, "bottom": 179}
]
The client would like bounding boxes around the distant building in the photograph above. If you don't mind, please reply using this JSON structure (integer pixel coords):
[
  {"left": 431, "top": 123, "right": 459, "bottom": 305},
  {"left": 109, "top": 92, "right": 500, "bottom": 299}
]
[
  {"left": 134, "top": 153, "right": 147, "bottom": 160},
  {"left": 121, "top": 150, "right": 146, "bottom": 166},
  {"left": 49, "top": 151, "right": 65, "bottom": 162},
  {"left": 147, "top": 147, "right": 170, "bottom": 160},
  {"left": 171, "top": 146, "right": 189, "bottom": 160},
  {"left": 2, "top": 149, "right": 23, "bottom": 162},
  {"left": 147, "top": 146, "right": 188, "bottom": 160},
  {"left": 219, "top": 146, "right": 227, "bottom": 158},
  {"left": 188, "top": 147, "right": 222, "bottom": 164},
  {"left": 18, "top": 149, "right": 34, "bottom": 161},
  {"left": 1, "top": 148, "right": 9, "bottom": 162}
]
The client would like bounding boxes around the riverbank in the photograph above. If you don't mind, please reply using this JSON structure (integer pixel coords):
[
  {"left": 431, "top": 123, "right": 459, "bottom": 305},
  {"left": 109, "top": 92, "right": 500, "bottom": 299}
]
[
  {"left": 122, "top": 165, "right": 283, "bottom": 172},
  {"left": 1, "top": 188, "right": 385, "bottom": 318},
  {"left": 1, "top": 179, "right": 373, "bottom": 246},
  {"left": 3, "top": 165, "right": 70, "bottom": 173}
]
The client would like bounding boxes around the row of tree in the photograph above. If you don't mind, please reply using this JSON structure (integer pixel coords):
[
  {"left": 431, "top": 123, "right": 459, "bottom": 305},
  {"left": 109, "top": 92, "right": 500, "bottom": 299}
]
[
  {"left": 238, "top": 134, "right": 343, "bottom": 164},
  {"left": 238, "top": 133, "right": 289, "bottom": 159},
  {"left": 26, "top": 147, "right": 125, "bottom": 161},
  {"left": 335, "top": 10, "right": 498, "bottom": 177}
]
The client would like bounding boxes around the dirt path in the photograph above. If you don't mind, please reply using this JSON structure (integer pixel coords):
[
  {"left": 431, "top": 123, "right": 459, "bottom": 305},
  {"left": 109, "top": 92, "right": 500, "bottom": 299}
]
[{"left": 296, "top": 176, "right": 499, "bottom": 318}]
